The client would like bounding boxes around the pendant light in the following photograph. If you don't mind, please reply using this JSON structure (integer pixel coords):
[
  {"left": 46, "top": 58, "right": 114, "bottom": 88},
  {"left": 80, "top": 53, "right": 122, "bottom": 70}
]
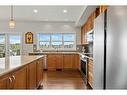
[{"left": 9, "top": 5, "right": 16, "bottom": 28}]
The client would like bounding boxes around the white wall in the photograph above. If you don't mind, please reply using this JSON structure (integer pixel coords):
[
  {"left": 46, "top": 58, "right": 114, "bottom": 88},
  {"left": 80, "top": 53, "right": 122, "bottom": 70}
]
[{"left": 0, "top": 21, "right": 81, "bottom": 55}]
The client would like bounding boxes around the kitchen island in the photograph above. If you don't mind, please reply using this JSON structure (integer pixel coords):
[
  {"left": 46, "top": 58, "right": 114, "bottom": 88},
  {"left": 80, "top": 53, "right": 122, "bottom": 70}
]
[{"left": 0, "top": 55, "right": 45, "bottom": 89}]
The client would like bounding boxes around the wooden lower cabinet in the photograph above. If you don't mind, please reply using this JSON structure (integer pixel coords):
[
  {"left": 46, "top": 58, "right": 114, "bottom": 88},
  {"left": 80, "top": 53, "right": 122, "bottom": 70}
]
[
  {"left": 0, "top": 75, "right": 10, "bottom": 89},
  {"left": 13, "top": 67, "right": 27, "bottom": 89},
  {"left": 63, "top": 54, "right": 80, "bottom": 69},
  {"left": 47, "top": 54, "right": 63, "bottom": 70},
  {"left": 47, "top": 54, "right": 56, "bottom": 69},
  {"left": 56, "top": 55, "right": 63, "bottom": 69},
  {"left": 63, "top": 54, "right": 73, "bottom": 69},
  {"left": 72, "top": 54, "right": 80, "bottom": 69},
  {"left": 27, "top": 61, "right": 37, "bottom": 89},
  {"left": 47, "top": 54, "right": 80, "bottom": 70},
  {"left": 87, "top": 58, "right": 93, "bottom": 88},
  {"left": 0, "top": 67, "right": 27, "bottom": 89},
  {"left": 0, "top": 57, "right": 44, "bottom": 89},
  {"left": 36, "top": 58, "right": 43, "bottom": 87}
]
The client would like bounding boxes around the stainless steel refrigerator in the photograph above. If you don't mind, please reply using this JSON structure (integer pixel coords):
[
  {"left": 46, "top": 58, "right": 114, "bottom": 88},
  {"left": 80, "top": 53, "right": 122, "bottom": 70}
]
[{"left": 93, "top": 6, "right": 127, "bottom": 89}]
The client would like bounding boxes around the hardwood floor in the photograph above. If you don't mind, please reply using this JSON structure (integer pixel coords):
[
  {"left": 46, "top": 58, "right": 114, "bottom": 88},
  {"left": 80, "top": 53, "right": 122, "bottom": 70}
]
[{"left": 42, "top": 69, "right": 90, "bottom": 89}]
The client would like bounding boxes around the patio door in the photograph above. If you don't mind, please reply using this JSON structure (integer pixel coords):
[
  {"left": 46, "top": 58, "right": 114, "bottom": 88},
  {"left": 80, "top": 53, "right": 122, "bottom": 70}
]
[
  {"left": 0, "top": 34, "right": 21, "bottom": 58},
  {"left": 0, "top": 34, "right": 6, "bottom": 58},
  {"left": 9, "top": 35, "right": 21, "bottom": 56}
]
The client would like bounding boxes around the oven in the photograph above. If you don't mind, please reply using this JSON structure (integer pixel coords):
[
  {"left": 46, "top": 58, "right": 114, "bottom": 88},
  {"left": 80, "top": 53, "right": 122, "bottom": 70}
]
[{"left": 80, "top": 54, "right": 87, "bottom": 84}]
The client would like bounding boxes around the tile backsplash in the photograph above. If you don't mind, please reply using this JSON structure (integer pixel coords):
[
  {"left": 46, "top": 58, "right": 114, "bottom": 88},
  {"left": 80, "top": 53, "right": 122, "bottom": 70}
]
[
  {"left": 76, "top": 45, "right": 89, "bottom": 53},
  {"left": 76, "top": 42, "right": 93, "bottom": 54}
]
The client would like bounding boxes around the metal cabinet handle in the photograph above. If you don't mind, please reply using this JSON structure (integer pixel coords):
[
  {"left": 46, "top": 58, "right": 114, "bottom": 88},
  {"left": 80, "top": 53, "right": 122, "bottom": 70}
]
[
  {"left": 12, "top": 75, "right": 15, "bottom": 80},
  {"left": 11, "top": 75, "right": 16, "bottom": 88},
  {"left": 9, "top": 77, "right": 13, "bottom": 89},
  {"left": 9, "top": 77, "right": 12, "bottom": 83}
]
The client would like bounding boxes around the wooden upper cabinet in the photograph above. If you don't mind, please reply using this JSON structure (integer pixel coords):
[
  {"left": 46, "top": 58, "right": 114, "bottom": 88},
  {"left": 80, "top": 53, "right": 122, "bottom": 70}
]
[
  {"left": 81, "top": 5, "right": 107, "bottom": 45},
  {"left": 81, "top": 26, "right": 85, "bottom": 44},
  {"left": 95, "top": 6, "right": 107, "bottom": 18},
  {"left": 81, "top": 12, "right": 95, "bottom": 45},
  {"left": 100, "top": 5, "right": 107, "bottom": 13},
  {"left": 87, "top": 12, "right": 96, "bottom": 31},
  {"left": 81, "top": 24, "right": 88, "bottom": 45},
  {"left": 13, "top": 67, "right": 27, "bottom": 89}
]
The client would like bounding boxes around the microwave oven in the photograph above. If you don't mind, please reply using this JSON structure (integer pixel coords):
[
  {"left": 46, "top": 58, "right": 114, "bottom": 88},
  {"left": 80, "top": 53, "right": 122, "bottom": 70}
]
[{"left": 87, "top": 29, "right": 93, "bottom": 42}]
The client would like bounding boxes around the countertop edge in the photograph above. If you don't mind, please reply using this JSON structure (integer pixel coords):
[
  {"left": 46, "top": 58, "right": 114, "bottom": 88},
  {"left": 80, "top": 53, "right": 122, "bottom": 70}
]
[
  {"left": 29, "top": 52, "right": 93, "bottom": 60},
  {"left": 0, "top": 55, "right": 45, "bottom": 77}
]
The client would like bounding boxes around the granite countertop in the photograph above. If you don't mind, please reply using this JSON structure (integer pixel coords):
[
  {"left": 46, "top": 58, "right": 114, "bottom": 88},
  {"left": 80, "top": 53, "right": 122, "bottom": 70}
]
[
  {"left": 0, "top": 55, "right": 45, "bottom": 77},
  {"left": 29, "top": 52, "right": 93, "bottom": 60},
  {"left": 29, "top": 51, "right": 79, "bottom": 54}
]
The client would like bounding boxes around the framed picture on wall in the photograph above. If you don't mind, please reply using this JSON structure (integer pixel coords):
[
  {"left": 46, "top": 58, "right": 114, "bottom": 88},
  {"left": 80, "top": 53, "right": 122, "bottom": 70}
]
[{"left": 25, "top": 32, "right": 33, "bottom": 44}]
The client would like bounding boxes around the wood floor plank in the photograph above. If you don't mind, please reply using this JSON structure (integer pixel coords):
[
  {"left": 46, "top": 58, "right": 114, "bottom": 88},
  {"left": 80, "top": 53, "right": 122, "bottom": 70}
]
[{"left": 42, "top": 70, "right": 89, "bottom": 89}]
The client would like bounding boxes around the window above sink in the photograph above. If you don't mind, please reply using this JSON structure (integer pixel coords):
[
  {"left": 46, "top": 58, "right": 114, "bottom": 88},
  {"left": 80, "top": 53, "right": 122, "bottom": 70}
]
[{"left": 37, "top": 33, "right": 76, "bottom": 51}]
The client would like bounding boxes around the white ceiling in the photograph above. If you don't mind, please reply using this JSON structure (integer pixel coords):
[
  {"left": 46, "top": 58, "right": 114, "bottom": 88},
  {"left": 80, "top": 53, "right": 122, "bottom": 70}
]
[{"left": 0, "top": 6, "right": 86, "bottom": 23}]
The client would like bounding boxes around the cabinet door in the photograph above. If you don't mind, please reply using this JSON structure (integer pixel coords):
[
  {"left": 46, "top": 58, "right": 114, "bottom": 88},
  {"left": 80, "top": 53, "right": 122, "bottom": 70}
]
[
  {"left": 99, "top": 5, "right": 107, "bottom": 13},
  {"left": 81, "top": 26, "right": 85, "bottom": 44},
  {"left": 0, "top": 75, "right": 10, "bottom": 89},
  {"left": 13, "top": 67, "right": 27, "bottom": 89},
  {"left": 87, "top": 59, "right": 93, "bottom": 88},
  {"left": 81, "top": 24, "right": 88, "bottom": 45},
  {"left": 27, "top": 62, "right": 37, "bottom": 89},
  {"left": 47, "top": 54, "right": 56, "bottom": 69},
  {"left": 56, "top": 54, "right": 63, "bottom": 69},
  {"left": 63, "top": 54, "right": 73, "bottom": 69},
  {"left": 36, "top": 58, "right": 43, "bottom": 86},
  {"left": 72, "top": 54, "right": 80, "bottom": 69}
]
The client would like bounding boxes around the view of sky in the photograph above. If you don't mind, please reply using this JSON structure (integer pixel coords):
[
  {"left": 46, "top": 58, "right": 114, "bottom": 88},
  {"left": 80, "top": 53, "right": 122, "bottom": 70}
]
[
  {"left": 10, "top": 36, "right": 20, "bottom": 44},
  {"left": 63, "top": 34, "right": 75, "bottom": 41},
  {"left": 0, "top": 35, "right": 20, "bottom": 44},
  {"left": 38, "top": 34, "right": 75, "bottom": 43},
  {"left": 38, "top": 34, "right": 75, "bottom": 46},
  {"left": 0, "top": 36, "right": 5, "bottom": 44},
  {"left": 0, "top": 34, "right": 75, "bottom": 45}
]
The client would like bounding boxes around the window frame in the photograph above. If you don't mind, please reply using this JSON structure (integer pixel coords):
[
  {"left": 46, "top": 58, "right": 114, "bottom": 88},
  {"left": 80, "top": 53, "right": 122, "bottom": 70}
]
[{"left": 37, "top": 33, "right": 76, "bottom": 51}]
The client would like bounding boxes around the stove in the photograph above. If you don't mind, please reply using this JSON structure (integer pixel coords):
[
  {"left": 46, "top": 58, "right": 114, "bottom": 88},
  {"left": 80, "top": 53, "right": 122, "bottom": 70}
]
[{"left": 80, "top": 54, "right": 88, "bottom": 84}]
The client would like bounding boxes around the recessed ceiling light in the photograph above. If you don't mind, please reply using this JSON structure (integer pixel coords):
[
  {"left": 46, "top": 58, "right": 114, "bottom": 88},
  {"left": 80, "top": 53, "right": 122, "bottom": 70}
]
[
  {"left": 33, "top": 9, "right": 38, "bottom": 13},
  {"left": 63, "top": 9, "right": 67, "bottom": 13}
]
